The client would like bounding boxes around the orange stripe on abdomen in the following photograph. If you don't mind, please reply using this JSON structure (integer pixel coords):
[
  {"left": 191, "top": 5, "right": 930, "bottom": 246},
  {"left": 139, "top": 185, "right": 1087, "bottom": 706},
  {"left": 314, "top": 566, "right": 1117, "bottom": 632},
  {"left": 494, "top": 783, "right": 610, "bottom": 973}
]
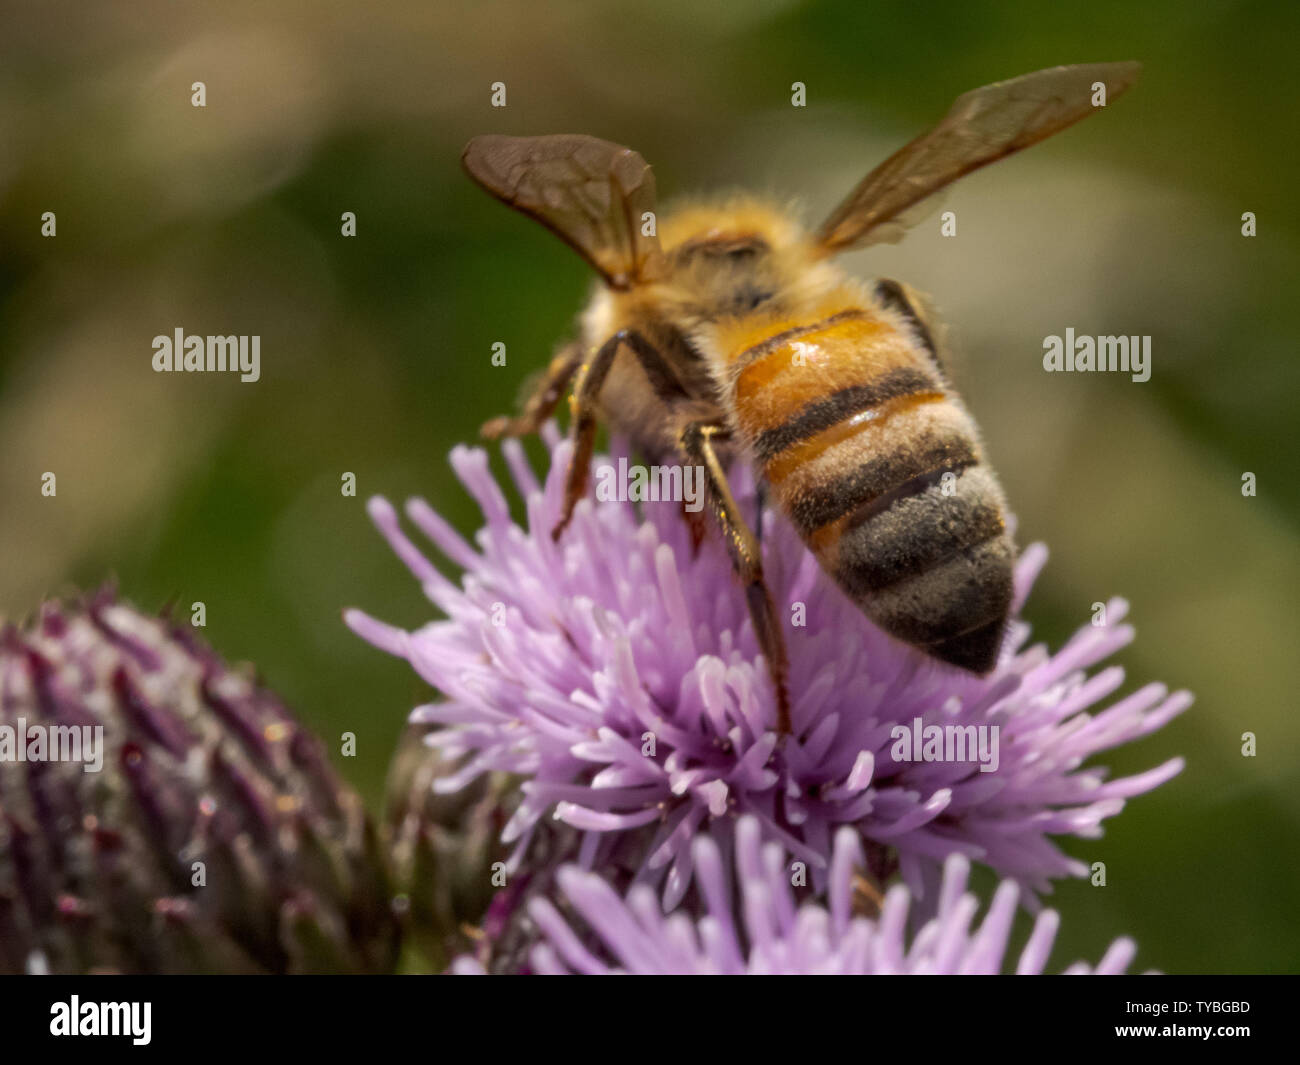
[
  {"left": 762, "top": 391, "right": 945, "bottom": 483},
  {"left": 730, "top": 314, "right": 922, "bottom": 437}
]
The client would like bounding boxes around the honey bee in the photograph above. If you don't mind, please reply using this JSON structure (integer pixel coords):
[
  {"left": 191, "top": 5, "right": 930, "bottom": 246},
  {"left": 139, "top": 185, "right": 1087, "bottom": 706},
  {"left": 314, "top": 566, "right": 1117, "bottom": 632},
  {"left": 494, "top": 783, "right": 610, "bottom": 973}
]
[{"left": 463, "top": 62, "right": 1140, "bottom": 734}]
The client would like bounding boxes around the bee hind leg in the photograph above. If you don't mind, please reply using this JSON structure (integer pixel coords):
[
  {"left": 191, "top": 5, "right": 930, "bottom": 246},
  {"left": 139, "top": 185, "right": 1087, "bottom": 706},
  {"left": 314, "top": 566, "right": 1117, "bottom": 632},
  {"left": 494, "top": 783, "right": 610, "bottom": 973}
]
[{"left": 680, "top": 421, "right": 792, "bottom": 735}]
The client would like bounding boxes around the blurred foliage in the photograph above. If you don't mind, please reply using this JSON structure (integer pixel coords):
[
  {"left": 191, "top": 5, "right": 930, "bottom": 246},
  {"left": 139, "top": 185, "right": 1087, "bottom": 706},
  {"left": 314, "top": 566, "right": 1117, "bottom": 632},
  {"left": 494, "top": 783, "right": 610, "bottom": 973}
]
[{"left": 0, "top": 0, "right": 1296, "bottom": 972}]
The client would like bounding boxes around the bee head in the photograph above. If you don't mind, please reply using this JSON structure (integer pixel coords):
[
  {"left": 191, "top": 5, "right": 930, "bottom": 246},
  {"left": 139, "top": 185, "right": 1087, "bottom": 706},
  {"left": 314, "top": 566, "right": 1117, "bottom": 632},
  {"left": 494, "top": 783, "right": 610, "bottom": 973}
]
[{"left": 667, "top": 232, "right": 777, "bottom": 313}]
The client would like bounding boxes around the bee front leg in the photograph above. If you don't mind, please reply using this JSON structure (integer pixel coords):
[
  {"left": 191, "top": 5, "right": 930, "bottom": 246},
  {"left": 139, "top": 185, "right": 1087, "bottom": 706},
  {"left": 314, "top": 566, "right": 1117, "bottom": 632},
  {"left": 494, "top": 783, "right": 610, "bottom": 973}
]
[
  {"left": 680, "top": 421, "right": 792, "bottom": 736},
  {"left": 552, "top": 329, "right": 685, "bottom": 542},
  {"left": 551, "top": 332, "right": 625, "bottom": 541},
  {"left": 481, "top": 343, "right": 583, "bottom": 440}
]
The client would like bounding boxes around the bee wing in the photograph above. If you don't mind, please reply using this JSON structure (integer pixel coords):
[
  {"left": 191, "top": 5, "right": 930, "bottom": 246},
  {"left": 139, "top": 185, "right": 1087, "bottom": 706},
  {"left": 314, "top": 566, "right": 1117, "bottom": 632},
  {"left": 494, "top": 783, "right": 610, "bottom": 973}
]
[
  {"left": 814, "top": 62, "right": 1141, "bottom": 253},
  {"left": 462, "top": 134, "right": 666, "bottom": 289}
]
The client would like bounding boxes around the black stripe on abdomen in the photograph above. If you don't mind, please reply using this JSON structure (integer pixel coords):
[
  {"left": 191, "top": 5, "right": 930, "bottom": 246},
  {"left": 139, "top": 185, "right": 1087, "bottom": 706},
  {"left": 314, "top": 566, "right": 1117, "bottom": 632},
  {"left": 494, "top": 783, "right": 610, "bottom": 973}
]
[
  {"left": 832, "top": 471, "right": 1006, "bottom": 597},
  {"left": 789, "top": 437, "right": 978, "bottom": 536},
  {"left": 753, "top": 366, "right": 938, "bottom": 464}
]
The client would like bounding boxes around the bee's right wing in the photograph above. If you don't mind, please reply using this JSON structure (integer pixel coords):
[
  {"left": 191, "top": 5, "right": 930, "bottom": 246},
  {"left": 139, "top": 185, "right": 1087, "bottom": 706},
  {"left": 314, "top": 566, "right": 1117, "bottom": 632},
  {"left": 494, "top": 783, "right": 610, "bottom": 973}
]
[
  {"left": 462, "top": 134, "right": 666, "bottom": 290},
  {"left": 814, "top": 62, "right": 1141, "bottom": 253}
]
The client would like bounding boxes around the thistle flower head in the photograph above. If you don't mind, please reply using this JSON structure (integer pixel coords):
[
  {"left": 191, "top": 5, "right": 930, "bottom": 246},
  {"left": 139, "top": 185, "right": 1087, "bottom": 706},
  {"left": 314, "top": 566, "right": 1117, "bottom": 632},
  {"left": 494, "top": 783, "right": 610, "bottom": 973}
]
[
  {"left": 0, "top": 590, "right": 399, "bottom": 974},
  {"left": 348, "top": 428, "right": 1188, "bottom": 907},
  {"left": 453, "top": 815, "right": 1141, "bottom": 975}
]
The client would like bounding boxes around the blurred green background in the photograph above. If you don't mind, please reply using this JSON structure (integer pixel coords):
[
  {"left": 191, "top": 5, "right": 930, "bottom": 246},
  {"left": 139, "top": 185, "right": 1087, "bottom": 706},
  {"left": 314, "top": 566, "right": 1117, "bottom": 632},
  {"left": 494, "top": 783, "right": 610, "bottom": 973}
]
[{"left": 1, "top": 0, "right": 1296, "bottom": 973}]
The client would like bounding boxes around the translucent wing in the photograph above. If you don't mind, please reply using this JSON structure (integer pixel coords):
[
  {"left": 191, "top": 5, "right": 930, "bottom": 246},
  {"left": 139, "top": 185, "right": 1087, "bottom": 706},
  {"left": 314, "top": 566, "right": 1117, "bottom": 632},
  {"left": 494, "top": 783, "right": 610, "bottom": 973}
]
[
  {"left": 462, "top": 134, "right": 665, "bottom": 289},
  {"left": 815, "top": 62, "right": 1141, "bottom": 253}
]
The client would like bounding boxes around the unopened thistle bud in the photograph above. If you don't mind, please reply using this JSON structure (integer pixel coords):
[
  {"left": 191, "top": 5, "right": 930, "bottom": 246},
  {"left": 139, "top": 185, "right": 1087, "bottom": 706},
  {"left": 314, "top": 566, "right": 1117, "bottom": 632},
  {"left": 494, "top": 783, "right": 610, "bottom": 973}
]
[
  {"left": 384, "top": 723, "right": 515, "bottom": 968},
  {"left": 0, "top": 590, "right": 399, "bottom": 974}
]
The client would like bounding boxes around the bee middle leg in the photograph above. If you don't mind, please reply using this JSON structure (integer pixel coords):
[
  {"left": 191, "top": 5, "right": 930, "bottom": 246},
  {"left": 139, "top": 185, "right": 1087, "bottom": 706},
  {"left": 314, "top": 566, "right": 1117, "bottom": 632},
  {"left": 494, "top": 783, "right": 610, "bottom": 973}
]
[{"left": 680, "top": 420, "right": 792, "bottom": 735}]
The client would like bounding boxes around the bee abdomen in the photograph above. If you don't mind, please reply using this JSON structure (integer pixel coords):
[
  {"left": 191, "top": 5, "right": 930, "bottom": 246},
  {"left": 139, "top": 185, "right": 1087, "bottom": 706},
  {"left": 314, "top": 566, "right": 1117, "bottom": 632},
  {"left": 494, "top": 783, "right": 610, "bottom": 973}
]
[
  {"left": 723, "top": 304, "right": 1015, "bottom": 672},
  {"left": 764, "top": 395, "right": 1013, "bottom": 673}
]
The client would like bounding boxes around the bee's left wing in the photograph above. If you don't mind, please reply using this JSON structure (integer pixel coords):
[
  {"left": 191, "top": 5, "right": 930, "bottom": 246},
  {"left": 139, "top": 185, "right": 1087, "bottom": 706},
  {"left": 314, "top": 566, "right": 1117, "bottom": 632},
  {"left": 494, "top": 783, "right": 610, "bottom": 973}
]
[
  {"left": 462, "top": 134, "right": 665, "bottom": 289},
  {"left": 814, "top": 62, "right": 1141, "bottom": 253}
]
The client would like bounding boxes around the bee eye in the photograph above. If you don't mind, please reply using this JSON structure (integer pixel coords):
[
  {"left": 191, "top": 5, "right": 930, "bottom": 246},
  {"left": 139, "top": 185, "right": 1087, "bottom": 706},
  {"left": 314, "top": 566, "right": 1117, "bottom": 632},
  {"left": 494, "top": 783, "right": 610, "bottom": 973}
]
[{"left": 677, "top": 236, "right": 769, "bottom": 263}]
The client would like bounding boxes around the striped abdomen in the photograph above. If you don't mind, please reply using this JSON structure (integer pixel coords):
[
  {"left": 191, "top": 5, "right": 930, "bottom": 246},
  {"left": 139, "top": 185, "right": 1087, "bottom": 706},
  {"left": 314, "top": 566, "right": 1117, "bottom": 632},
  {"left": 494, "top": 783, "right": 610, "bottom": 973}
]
[{"left": 721, "top": 299, "right": 1014, "bottom": 673}]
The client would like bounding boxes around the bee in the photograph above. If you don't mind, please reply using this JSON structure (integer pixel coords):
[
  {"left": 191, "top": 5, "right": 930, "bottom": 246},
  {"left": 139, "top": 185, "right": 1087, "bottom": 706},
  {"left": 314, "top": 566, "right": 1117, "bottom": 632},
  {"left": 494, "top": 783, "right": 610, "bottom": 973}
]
[{"left": 463, "top": 62, "right": 1140, "bottom": 734}]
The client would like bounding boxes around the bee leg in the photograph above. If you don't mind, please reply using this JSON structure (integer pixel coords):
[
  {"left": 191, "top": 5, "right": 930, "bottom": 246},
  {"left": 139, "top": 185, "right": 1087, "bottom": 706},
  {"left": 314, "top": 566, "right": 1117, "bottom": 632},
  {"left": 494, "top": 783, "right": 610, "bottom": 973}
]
[
  {"left": 754, "top": 478, "right": 768, "bottom": 554},
  {"left": 551, "top": 332, "right": 625, "bottom": 540},
  {"left": 552, "top": 329, "right": 685, "bottom": 541},
  {"left": 682, "top": 502, "right": 709, "bottom": 552},
  {"left": 873, "top": 279, "right": 943, "bottom": 375},
  {"left": 850, "top": 872, "right": 886, "bottom": 919},
  {"left": 680, "top": 421, "right": 792, "bottom": 735},
  {"left": 481, "top": 343, "right": 583, "bottom": 440}
]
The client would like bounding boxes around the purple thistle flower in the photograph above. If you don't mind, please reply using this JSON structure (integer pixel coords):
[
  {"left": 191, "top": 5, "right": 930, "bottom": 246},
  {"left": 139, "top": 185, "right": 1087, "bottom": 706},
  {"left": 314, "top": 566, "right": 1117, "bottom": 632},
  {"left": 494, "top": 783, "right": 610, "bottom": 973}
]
[
  {"left": 347, "top": 427, "right": 1189, "bottom": 907},
  {"left": 452, "top": 816, "right": 1141, "bottom": 975}
]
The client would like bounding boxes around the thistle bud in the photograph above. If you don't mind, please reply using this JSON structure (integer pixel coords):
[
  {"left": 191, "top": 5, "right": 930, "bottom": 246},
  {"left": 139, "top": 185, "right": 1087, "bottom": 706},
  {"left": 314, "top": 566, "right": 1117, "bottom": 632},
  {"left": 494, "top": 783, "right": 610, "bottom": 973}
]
[
  {"left": 383, "top": 723, "right": 514, "bottom": 969},
  {"left": 0, "top": 590, "right": 399, "bottom": 974}
]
